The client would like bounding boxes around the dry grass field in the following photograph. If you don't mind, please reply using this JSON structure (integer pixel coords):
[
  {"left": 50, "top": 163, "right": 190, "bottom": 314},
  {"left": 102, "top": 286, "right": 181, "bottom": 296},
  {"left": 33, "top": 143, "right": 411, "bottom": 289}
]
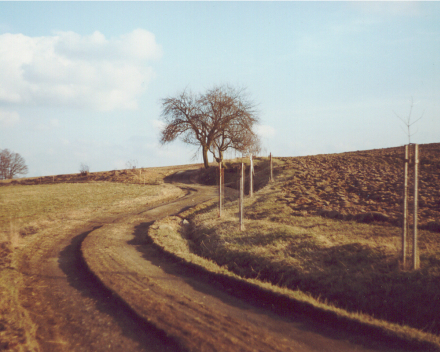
[{"left": 0, "top": 165, "right": 189, "bottom": 351}]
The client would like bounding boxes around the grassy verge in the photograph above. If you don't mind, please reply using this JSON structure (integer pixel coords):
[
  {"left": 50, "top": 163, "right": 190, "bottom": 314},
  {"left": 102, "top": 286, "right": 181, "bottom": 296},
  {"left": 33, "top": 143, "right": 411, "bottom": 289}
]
[
  {"left": 0, "top": 181, "right": 184, "bottom": 351},
  {"left": 0, "top": 242, "right": 39, "bottom": 352},
  {"left": 190, "top": 192, "right": 440, "bottom": 332},
  {"left": 148, "top": 176, "right": 440, "bottom": 350},
  {"left": 148, "top": 215, "right": 440, "bottom": 351}
]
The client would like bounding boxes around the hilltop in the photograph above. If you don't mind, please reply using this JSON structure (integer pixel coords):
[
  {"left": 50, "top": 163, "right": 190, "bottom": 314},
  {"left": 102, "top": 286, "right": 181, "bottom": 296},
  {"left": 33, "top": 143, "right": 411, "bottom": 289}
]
[
  {"left": 199, "top": 142, "right": 440, "bottom": 232},
  {"left": 276, "top": 143, "right": 440, "bottom": 231}
]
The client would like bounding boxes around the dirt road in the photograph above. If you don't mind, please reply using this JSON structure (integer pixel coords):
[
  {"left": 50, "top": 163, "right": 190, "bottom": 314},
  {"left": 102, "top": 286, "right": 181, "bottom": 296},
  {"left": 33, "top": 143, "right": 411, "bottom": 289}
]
[{"left": 17, "top": 170, "right": 413, "bottom": 351}]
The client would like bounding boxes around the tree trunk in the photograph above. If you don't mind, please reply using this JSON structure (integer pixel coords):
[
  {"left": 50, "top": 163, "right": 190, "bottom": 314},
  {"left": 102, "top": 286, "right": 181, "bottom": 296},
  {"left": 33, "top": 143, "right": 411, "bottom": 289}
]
[{"left": 202, "top": 146, "right": 210, "bottom": 169}]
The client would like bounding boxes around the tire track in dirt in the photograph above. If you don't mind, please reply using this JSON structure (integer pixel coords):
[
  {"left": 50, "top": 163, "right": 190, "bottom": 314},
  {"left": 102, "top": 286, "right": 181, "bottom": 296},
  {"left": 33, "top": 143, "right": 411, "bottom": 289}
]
[
  {"left": 17, "top": 221, "right": 185, "bottom": 352},
  {"left": 14, "top": 181, "right": 197, "bottom": 352}
]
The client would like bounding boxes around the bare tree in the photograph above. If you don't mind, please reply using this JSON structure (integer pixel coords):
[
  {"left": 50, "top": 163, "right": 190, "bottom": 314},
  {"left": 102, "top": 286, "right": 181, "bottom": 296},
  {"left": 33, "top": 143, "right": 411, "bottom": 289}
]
[
  {"left": 394, "top": 97, "right": 424, "bottom": 144},
  {"left": 79, "top": 163, "right": 89, "bottom": 176},
  {"left": 0, "top": 149, "right": 28, "bottom": 179},
  {"left": 126, "top": 159, "right": 138, "bottom": 169},
  {"left": 203, "top": 86, "right": 261, "bottom": 162},
  {"left": 159, "top": 85, "right": 260, "bottom": 168}
]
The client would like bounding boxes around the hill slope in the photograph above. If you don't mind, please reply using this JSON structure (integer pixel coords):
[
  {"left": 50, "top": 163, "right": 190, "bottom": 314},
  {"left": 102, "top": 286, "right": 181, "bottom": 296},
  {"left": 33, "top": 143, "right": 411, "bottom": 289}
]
[
  {"left": 277, "top": 143, "right": 440, "bottom": 231},
  {"left": 160, "top": 143, "right": 440, "bottom": 338}
]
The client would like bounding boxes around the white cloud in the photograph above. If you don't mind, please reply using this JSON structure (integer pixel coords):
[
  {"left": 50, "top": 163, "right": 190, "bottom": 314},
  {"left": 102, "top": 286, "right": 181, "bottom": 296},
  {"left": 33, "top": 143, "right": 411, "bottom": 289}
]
[
  {"left": 255, "top": 124, "right": 276, "bottom": 139},
  {"left": 0, "top": 29, "right": 162, "bottom": 111},
  {"left": 0, "top": 109, "right": 20, "bottom": 128}
]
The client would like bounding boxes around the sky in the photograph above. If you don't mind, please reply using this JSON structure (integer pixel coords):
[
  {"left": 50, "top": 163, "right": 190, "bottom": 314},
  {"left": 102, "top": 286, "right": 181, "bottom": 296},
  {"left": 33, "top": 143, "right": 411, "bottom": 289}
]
[{"left": 0, "top": 1, "right": 439, "bottom": 177}]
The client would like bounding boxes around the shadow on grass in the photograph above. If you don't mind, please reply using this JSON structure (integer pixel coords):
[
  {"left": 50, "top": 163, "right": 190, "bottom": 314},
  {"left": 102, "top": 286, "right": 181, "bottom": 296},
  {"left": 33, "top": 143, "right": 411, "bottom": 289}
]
[
  {"left": 126, "top": 221, "right": 428, "bottom": 351},
  {"left": 190, "top": 230, "right": 440, "bottom": 337}
]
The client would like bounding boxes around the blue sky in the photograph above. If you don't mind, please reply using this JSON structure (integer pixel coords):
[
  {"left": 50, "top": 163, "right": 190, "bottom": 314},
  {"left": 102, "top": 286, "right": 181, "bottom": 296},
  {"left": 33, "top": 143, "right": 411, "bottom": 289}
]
[{"left": 0, "top": 2, "right": 439, "bottom": 177}]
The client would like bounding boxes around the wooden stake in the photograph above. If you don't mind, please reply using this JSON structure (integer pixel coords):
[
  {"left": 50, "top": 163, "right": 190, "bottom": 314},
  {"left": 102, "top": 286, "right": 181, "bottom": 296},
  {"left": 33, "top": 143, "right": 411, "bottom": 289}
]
[
  {"left": 249, "top": 154, "right": 253, "bottom": 197},
  {"left": 219, "top": 162, "right": 222, "bottom": 217},
  {"left": 270, "top": 153, "right": 273, "bottom": 182},
  {"left": 413, "top": 144, "right": 419, "bottom": 270},
  {"left": 402, "top": 145, "right": 408, "bottom": 267},
  {"left": 239, "top": 163, "right": 244, "bottom": 231}
]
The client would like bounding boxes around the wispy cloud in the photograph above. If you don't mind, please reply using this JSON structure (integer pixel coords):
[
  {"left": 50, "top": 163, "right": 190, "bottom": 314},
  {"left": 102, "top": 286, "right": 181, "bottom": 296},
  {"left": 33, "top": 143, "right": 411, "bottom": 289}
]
[
  {"left": 255, "top": 124, "right": 276, "bottom": 139},
  {"left": 0, "top": 29, "right": 162, "bottom": 111}
]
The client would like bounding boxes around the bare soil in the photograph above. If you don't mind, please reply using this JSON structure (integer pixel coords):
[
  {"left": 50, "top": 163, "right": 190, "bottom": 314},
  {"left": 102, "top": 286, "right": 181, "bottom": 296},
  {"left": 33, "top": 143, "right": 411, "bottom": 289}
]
[{"left": 276, "top": 143, "right": 440, "bottom": 230}]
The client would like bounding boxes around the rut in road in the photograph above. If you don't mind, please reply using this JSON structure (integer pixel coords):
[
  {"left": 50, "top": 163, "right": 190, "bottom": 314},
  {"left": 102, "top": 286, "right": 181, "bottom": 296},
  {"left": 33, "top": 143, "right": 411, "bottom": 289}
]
[
  {"left": 17, "top": 220, "right": 184, "bottom": 352},
  {"left": 15, "top": 183, "right": 201, "bottom": 352}
]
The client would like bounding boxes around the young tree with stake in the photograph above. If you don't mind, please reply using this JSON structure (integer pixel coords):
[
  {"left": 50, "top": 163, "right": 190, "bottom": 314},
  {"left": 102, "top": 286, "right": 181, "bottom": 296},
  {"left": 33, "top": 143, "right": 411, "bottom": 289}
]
[{"left": 394, "top": 97, "right": 424, "bottom": 144}]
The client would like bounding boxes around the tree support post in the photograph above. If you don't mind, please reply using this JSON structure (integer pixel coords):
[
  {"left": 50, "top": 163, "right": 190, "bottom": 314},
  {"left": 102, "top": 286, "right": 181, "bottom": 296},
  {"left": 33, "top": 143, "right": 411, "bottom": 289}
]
[
  {"left": 413, "top": 144, "right": 419, "bottom": 270},
  {"left": 249, "top": 154, "right": 253, "bottom": 197},
  {"left": 269, "top": 153, "right": 273, "bottom": 182},
  {"left": 239, "top": 163, "right": 245, "bottom": 231},
  {"left": 219, "top": 162, "right": 223, "bottom": 217},
  {"left": 402, "top": 145, "right": 408, "bottom": 267}
]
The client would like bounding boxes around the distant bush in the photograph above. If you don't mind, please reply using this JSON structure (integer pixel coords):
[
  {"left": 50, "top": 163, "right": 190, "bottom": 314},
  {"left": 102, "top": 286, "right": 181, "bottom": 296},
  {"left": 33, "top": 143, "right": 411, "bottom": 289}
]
[{"left": 79, "top": 163, "right": 89, "bottom": 176}]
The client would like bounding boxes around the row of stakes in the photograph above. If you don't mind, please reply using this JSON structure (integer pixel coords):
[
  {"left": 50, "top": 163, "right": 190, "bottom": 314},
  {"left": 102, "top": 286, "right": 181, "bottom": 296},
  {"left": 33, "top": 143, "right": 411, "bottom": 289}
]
[
  {"left": 218, "top": 146, "right": 421, "bottom": 271},
  {"left": 218, "top": 153, "right": 273, "bottom": 231}
]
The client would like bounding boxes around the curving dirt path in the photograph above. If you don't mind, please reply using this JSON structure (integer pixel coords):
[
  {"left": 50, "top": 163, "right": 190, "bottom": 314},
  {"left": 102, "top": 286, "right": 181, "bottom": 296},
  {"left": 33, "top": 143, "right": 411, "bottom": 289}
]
[
  {"left": 16, "top": 170, "right": 412, "bottom": 351},
  {"left": 16, "top": 210, "right": 185, "bottom": 352}
]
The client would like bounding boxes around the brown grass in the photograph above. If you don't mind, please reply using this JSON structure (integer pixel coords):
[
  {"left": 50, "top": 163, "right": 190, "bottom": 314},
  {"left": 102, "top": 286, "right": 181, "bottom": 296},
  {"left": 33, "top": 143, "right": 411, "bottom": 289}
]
[
  {"left": 148, "top": 146, "right": 440, "bottom": 347},
  {"left": 149, "top": 211, "right": 440, "bottom": 350},
  {"left": 0, "top": 166, "right": 188, "bottom": 351},
  {"left": 188, "top": 187, "right": 440, "bottom": 333}
]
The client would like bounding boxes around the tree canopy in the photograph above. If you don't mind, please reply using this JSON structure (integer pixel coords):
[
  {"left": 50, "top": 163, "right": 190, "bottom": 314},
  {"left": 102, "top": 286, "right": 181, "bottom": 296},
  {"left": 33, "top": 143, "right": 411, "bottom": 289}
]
[{"left": 159, "top": 85, "right": 260, "bottom": 168}]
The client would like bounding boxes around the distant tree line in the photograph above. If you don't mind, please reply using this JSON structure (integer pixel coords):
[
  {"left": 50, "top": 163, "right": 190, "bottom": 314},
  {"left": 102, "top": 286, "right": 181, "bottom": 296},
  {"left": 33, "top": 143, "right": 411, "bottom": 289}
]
[{"left": 0, "top": 149, "right": 28, "bottom": 179}]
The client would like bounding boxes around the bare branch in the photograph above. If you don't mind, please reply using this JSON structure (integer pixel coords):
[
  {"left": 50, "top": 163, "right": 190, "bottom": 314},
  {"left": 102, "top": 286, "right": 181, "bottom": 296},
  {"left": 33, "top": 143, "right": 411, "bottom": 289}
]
[
  {"left": 394, "top": 97, "right": 423, "bottom": 144},
  {"left": 158, "top": 84, "right": 261, "bottom": 168},
  {"left": 409, "top": 110, "right": 424, "bottom": 127},
  {"left": 0, "top": 149, "right": 28, "bottom": 179}
]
